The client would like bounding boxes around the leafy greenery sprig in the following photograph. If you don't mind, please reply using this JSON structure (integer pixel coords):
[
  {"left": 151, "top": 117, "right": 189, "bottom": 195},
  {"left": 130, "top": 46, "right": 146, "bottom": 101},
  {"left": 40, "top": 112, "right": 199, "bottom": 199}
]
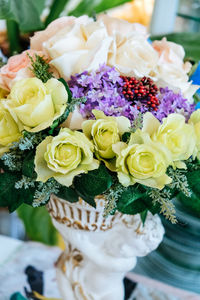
[{"left": 28, "top": 54, "right": 53, "bottom": 83}]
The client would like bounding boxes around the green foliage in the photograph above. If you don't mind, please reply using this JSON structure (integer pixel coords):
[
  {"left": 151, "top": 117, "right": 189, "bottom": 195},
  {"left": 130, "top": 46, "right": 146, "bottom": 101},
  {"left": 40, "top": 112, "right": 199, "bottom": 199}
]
[
  {"left": 17, "top": 204, "right": 58, "bottom": 245},
  {"left": 15, "top": 131, "right": 47, "bottom": 151},
  {"left": 74, "top": 164, "right": 113, "bottom": 206},
  {"left": 22, "top": 151, "right": 36, "bottom": 179},
  {"left": 150, "top": 32, "right": 200, "bottom": 63},
  {"left": 167, "top": 167, "right": 191, "bottom": 197},
  {"left": 177, "top": 169, "right": 200, "bottom": 216},
  {"left": 148, "top": 188, "right": 177, "bottom": 224},
  {"left": 103, "top": 181, "right": 125, "bottom": 216},
  {"left": 49, "top": 78, "right": 86, "bottom": 134},
  {"left": 33, "top": 178, "right": 60, "bottom": 207},
  {"left": 130, "top": 112, "right": 143, "bottom": 132},
  {"left": 140, "top": 209, "right": 148, "bottom": 225},
  {"left": 56, "top": 186, "right": 79, "bottom": 203},
  {"left": 58, "top": 78, "right": 72, "bottom": 102},
  {"left": 122, "top": 132, "right": 131, "bottom": 143},
  {"left": 0, "top": 150, "right": 22, "bottom": 171},
  {"left": 28, "top": 54, "right": 53, "bottom": 83},
  {"left": 45, "top": 0, "right": 69, "bottom": 26},
  {"left": 69, "top": 0, "right": 132, "bottom": 17},
  {"left": 117, "top": 186, "right": 146, "bottom": 214},
  {"left": 0, "top": 0, "right": 45, "bottom": 32},
  {"left": 0, "top": 172, "right": 34, "bottom": 212}
]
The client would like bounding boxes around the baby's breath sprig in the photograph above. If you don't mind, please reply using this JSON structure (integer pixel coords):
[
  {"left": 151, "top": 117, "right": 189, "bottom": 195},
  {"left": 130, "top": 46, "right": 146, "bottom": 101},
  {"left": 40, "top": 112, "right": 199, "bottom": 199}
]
[
  {"left": 1, "top": 150, "right": 22, "bottom": 171},
  {"left": 12, "top": 131, "right": 46, "bottom": 151},
  {"left": 130, "top": 112, "right": 143, "bottom": 132},
  {"left": 167, "top": 167, "right": 191, "bottom": 197},
  {"left": 15, "top": 175, "right": 35, "bottom": 189},
  {"left": 148, "top": 188, "right": 177, "bottom": 224},
  {"left": 103, "top": 183, "right": 126, "bottom": 217},
  {"left": 28, "top": 54, "right": 53, "bottom": 83},
  {"left": 33, "top": 178, "right": 61, "bottom": 207}
]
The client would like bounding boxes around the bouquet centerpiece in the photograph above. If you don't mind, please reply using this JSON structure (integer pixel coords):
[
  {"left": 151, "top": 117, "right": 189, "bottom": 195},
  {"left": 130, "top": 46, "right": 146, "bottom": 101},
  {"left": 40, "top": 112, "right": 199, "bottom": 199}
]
[{"left": 0, "top": 15, "right": 200, "bottom": 300}]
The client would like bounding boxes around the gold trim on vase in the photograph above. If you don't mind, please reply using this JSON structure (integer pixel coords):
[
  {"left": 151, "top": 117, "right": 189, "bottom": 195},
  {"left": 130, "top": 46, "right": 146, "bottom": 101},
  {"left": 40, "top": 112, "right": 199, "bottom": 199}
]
[{"left": 47, "top": 194, "right": 123, "bottom": 232}]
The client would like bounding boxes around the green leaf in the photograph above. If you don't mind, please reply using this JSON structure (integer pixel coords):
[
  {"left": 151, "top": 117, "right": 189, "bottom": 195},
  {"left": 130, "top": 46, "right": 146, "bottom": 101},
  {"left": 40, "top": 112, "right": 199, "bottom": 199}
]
[
  {"left": 150, "top": 32, "right": 200, "bottom": 63},
  {"left": 0, "top": 172, "right": 35, "bottom": 212},
  {"left": 45, "top": 0, "right": 69, "bottom": 26},
  {"left": 0, "top": 172, "right": 21, "bottom": 210},
  {"left": 58, "top": 78, "right": 72, "bottom": 102},
  {"left": 68, "top": 0, "right": 132, "bottom": 17},
  {"left": 117, "top": 186, "right": 146, "bottom": 214},
  {"left": 177, "top": 169, "right": 200, "bottom": 216},
  {"left": 6, "top": 20, "right": 21, "bottom": 55},
  {"left": 140, "top": 209, "right": 148, "bottom": 225},
  {"left": 177, "top": 192, "right": 200, "bottom": 216},
  {"left": 0, "top": 0, "right": 44, "bottom": 32},
  {"left": 122, "top": 132, "right": 131, "bottom": 143},
  {"left": 22, "top": 151, "right": 36, "bottom": 179},
  {"left": 17, "top": 204, "right": 58, "bottom": 245},
  {"left": 56, "top": 186, "right": 79, "bottom": 203},
  {"left": 74, "top": 164, "right": 113, "bottom": 201},
  {"left": 186, "top": 170, "right": 200, "bottom": 197}
]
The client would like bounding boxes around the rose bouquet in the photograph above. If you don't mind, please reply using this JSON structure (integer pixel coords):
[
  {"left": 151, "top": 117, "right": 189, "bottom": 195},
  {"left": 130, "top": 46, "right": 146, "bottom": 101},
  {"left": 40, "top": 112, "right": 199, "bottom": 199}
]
[{"left": 0, "top": 14, "right": 199, "bottom": 224}]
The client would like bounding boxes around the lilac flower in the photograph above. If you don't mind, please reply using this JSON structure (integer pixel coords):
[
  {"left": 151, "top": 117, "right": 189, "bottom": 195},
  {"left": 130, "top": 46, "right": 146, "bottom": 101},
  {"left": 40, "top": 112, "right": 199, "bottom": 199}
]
[
  {"left": 68, "top": 64, "right": 138, "bottom": 121},
  {"left": 68, "top": 65, "right": 195, "bottom": 123},
  {"left": 154, "top": 88, "right": 195, "bottom": 121}
]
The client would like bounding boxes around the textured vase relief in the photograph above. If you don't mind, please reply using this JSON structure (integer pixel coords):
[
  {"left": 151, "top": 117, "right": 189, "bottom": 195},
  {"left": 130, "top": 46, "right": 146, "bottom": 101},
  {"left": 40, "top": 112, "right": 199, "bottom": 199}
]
[{"left": 47, "top": 195, "right": 164, "bottom": 300}]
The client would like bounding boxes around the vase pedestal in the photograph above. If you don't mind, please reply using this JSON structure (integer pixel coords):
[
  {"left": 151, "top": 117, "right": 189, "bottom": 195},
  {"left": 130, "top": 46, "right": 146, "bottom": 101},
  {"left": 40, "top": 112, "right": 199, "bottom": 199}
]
[{"left": 47, "top": 195, "right": 164, "bottom": 300}]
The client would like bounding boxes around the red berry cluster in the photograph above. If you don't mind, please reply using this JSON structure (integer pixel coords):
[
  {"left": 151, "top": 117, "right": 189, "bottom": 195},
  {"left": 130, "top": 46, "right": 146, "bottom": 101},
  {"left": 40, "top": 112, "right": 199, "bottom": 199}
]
[{"left": 121, "top": 76, "right": 159, "bottom": 111}]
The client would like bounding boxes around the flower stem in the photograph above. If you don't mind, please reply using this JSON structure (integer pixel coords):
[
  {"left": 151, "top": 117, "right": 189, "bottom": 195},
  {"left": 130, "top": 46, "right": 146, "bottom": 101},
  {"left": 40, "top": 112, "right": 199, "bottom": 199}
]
[
  {"left": 45, "top": 0, "right": 69, "bottom": 27},
  {"left": 6, "top": 20, "right": 21, "bottom": 55}
]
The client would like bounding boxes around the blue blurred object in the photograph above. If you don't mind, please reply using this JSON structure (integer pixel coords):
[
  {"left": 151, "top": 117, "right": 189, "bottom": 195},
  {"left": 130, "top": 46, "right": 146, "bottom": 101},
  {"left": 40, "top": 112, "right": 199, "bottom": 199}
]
[
  {"left": 190, "top": 61, "right": 200, "bottom": 92},
  {"left": 195, "top": 102, "right": 200, "bottom": 110}
]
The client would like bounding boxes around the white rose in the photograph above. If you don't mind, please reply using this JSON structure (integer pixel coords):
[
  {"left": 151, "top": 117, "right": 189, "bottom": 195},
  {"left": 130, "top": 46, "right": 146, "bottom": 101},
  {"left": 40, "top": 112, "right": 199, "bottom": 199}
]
[
  {"left": 108, "top": 35, "right": 159, "bottom": 78},
  {"left": 43, "top": 18, "right": 113, "bottom": 79}
]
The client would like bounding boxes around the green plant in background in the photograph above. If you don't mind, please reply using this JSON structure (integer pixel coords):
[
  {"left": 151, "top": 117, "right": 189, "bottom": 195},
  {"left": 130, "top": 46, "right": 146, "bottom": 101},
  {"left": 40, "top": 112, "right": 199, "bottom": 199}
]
[
  {"left": 0, "top": 0, "right": 132, "bottom": 55},
  {"left": 17, "top": 204, "right": 58, "bottom": 245}
]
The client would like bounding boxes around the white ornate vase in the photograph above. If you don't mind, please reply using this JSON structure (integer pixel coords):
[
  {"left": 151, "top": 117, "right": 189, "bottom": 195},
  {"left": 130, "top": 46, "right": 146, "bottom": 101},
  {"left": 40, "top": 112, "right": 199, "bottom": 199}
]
[{"left": 47, "top": 194, "right": 164, "bottom": 300}]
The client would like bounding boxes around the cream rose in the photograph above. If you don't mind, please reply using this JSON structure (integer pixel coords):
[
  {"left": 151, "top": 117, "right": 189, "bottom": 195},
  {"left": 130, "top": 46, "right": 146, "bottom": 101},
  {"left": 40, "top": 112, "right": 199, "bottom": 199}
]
[
  {"left": 143, "top": 112, "right": 196, "bottom": 165},
  {"left": 4, "top": 77, "right": 68, "bottom": 132},
  {"left": 0, "top": 103, "right": 21, "bottom": 155},
  {"left": 30, "top": 15, "right": 158, "bottom": 80},
  {"left": 82, "top": 110, "right": 130, "bottom": 170},
  {"left": 35, "top": 128, "right": 99, "bottom": 186},
  {"left": 113, "top": 130, "right": 172, "bottom": 189}
]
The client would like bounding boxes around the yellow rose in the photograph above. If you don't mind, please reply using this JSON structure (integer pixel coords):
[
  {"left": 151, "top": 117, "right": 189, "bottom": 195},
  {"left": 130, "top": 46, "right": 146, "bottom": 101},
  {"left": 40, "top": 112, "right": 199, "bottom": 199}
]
[
  {"left": 0, "top": 88, "right": 8, "bottom": 99},
  {"left": 35, "top": 128, "right": 99, "bottom": 187},
  {"left": 82, "top": 110, "right": 130, "bottom": 170},
  {"left": 143, "top": 112, "right": 196, "bottom": 167},
  {"left": 0, "top": 103, "right": 21, "bottom": 155},
  {"left": 189, "top": 109, "right": 200, "bottom": 158},
  {"left": 113, "top": 130, "right": 172, "bottom": 189},
  {"left": 5, "top": 77, "right": 68, "bottom": 132}
]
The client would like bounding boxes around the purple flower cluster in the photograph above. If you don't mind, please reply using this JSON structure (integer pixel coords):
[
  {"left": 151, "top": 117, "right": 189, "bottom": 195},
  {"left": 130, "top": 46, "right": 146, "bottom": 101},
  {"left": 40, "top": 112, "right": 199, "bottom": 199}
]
[
  {"left": 155, "top": 87, "right": 195, "bottom": 121},
  {"left": 68, "top": 64, "right": 195, "bottom": 123},
  {"left": 68, "top": 64, "right": 138, "bottom": 120}
]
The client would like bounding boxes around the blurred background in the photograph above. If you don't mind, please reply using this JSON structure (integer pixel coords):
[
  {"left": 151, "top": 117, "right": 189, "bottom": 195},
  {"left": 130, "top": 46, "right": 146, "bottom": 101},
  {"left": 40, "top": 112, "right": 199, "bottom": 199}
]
[{"left": 0, "top": 0, "right": 200, "bottom": 295}]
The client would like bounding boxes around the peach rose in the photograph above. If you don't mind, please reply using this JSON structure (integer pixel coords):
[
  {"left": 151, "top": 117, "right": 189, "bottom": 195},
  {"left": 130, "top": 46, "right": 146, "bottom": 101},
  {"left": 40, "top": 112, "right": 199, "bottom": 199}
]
[
  {"left": 0, "top": 50, "right": 42, "bottom": 91},
  {"left": 152, "top": 38, "right": 198, "bottom": 98}
]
